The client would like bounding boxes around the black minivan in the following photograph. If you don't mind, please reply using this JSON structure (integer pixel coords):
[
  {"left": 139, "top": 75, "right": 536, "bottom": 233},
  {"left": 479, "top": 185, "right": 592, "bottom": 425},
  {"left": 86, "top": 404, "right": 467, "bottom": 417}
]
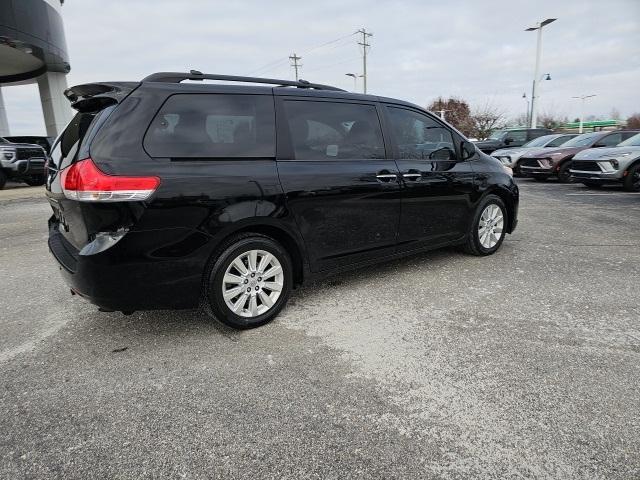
[{"left": 46, "top": 71, "right": 519, "bottom": 329}]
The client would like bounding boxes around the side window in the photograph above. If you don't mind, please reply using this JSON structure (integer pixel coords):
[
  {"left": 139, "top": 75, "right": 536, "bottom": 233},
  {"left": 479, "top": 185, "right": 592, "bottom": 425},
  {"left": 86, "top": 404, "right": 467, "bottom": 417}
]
[
  {"left": 547, "top": 135, "right": 572, "bottom": 147},
  {"left": 599, "top": 133, "right": 622, "bottom": 147},
  {"left": 387, "top": 107, "right": 456, "bottom": 160},
  {"left": 144, "top": 94, "right": 275, "bottom": 158},
  {"left": 283, "top": 100, "right": 385, "bottom": 160},
  {"left": 506, "top": 130, "right": 528, "bottom": 142}
]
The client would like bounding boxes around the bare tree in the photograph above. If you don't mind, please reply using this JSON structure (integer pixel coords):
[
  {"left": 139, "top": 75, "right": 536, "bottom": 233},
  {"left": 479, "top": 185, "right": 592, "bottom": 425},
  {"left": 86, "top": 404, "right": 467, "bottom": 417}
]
[
  {"left": 627, "top": 113, "right": 640, "bottom": 129},
  {"left": 538, "top": 110, "right": 568, "bottom": 130},
  {"left": 469, "top": 102, "right": 507, "bottom": 140},
  {"left": 427, "top": 97, "right": 474, "bottom": 137},
  {"left": 511, "top": 113, "right": 529, "bottom": 127}
]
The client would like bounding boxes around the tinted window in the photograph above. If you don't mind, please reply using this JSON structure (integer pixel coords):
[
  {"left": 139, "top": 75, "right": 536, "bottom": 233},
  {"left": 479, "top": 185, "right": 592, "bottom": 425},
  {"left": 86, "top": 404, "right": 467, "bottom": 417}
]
[
  {"left": 547, "top": 135, "right": 575, "bottom": 147},
  {"left": 283, "top": 100, "right": 385, "bottom": 160},
  {"left": 522, "top": 135, "right": 554, "bottom": 147},
  {"left": 387, "top": 107, "right": 456, "bottom": 160},
  {"left": 562, "top": 133, "right": 601, "bottom": 147},
  {"left": 598, "top": 133, "right": 622, "bottom": 147},
  {"left": 505, "top": 130, "right": 527, "bottom": 142},
  {"left": 618, "top": 133, "right": 640, "bottom": 146},
  {"left": 50, "top": 112, "right": 98, "bottom": 168},
  {"left": 144, "top": 94, "right": 275, "bottom": 158}
]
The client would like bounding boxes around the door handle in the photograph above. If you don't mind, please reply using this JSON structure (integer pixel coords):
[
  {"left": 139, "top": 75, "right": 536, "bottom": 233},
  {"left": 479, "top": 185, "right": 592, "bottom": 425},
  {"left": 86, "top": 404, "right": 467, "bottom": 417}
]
[
  {"left": 402, "top": 170, "right": 422, "bottom": 181},
  {"left": 376, "top": 171, "right": 398, "bottom": 182}
]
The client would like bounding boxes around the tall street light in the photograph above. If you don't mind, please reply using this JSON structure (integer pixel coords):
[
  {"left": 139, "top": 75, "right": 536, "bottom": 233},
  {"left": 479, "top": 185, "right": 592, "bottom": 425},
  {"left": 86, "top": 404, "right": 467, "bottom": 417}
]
[
  {"left": 345, "top": 73, "right": 363, "bottom": 92},
  {"left": 522, "top": 93, "right": 530, "bottom": 125},
  {"left": 526, "top": 18, "right": 556, "bottom": 128},
  {"left": 572, "top": 94, "right": 597, "bottom": 133}
]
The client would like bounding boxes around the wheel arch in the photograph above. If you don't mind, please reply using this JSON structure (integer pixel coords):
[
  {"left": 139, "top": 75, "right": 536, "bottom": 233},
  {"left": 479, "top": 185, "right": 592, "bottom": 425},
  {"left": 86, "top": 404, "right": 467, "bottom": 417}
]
[
  {"left": 483, "top": 186, "right": 517, "bottom": 234},
  {"left": 205, "top": 221, "right": 307, "bottom": 289}
]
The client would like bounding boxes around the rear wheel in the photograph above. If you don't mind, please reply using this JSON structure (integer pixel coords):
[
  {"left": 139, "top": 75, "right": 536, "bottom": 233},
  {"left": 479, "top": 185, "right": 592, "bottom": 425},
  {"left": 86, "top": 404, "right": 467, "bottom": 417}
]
[
  {"left": 0, "top": 170, "right": 6, "bottom": 190},
  {"left": 462, "top": 195, "right": 507, "bottom": 256},
  {"left": 623, "top": 163, "right": 640, "bottom": 192},
  {"left": 203, "top": 234, "right": 292, "bottom": 329}
]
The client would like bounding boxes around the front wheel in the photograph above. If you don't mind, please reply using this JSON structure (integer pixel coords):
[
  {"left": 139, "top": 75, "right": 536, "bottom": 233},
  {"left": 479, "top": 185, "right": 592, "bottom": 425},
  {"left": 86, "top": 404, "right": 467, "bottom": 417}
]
[
  {"left": 623, "top": 163, "right": 640, "bottom": 192},
  {"left": 557, "top": 162, "right": 573, "bottom": 183},
  {"left": 203, "top": 234, "right": 292, "bottom": 329},
  {"left": 462, "top": 195, "right": 508, "bottom": 256}
]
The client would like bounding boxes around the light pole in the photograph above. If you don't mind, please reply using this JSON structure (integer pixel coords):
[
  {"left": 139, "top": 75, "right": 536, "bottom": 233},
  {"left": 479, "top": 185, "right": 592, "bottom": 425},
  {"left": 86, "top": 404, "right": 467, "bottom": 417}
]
[
  {"left": 572, "top": 94, "right": 596, "bottom": 133},
  {"left": 522, "top": 93, "right": 530, "bottom": 125},
  {"left": 526, "top": 18, "right": 556, "bottom": 128},
  {"left": 345, "top": 73, "right": 363, "bottom": 92}
]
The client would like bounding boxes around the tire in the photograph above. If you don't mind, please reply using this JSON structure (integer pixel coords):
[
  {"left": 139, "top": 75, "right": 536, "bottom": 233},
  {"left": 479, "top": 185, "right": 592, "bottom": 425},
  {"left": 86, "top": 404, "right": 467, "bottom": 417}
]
[
  {"left": 203, "top": 233, "right": 293, "bottom": 329},
  {"left": 24, "top": 175, "right": 45, "bottom": 187},
  {"left": 462, "top": 194, "right": 508, "bottom": 256},
  {"left": 533, "top": 176, "right": 549, "bottom": 182},
  {"left": 623, "top": 163, "right": 640, "bottom": 192},
  {"left": 557, "top": 162, "right": 573, "bottom": 183},
  {"left": 0, "top": 170, "right": 6, "bottom": 190},
  {"left": 582, "top": 181, "right": 602, "bottom": 189}
]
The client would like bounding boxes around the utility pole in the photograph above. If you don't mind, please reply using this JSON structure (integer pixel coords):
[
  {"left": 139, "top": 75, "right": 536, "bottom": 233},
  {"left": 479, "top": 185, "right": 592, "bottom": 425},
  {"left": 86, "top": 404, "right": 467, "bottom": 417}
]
[
  {"left": 356, "top": 28, "right": 372, "bottom": 94},
  {"left": 525, "top": 18, "right": 556, "bottom": 128},
  {"left": 436, "top": 109, "right": 449, "bottom": 121},
  {"left": 289, "top": 53, "right": 302, "bottom": 81},
  {"left": 572, "top": 94, "right": 596, "bottom": 133}
]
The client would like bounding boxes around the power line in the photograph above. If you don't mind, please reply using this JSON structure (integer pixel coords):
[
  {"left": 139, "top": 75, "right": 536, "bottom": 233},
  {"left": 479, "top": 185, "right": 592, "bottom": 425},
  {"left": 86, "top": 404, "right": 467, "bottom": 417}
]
[
  {"left": 289, "top": 53, "right": 302, "bottom": 81},
  {"left": 356, "top": 28, "right": 373, "bottom": 94}
]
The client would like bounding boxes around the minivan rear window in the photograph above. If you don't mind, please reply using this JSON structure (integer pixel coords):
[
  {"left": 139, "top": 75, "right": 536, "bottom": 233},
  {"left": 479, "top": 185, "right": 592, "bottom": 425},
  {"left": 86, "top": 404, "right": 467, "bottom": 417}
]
[
  {"left": 49, "top": 111, "right": 99, "bottom": 169},
  {"left": 144, "top": 94, "right": 275, "bottom": 159}
]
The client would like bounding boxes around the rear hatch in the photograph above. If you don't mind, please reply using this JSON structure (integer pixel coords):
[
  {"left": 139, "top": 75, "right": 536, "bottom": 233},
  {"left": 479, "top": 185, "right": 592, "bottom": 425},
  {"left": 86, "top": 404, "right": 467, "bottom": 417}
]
[{"left": 46, "top": 82, "right": 142, "bottom": 254}]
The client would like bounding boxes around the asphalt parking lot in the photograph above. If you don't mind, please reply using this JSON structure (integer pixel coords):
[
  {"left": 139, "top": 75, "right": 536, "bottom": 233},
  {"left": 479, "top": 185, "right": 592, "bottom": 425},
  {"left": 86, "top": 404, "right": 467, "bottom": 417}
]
[{"left": 1, "top": 179, "right": 639, "bottom": 479}]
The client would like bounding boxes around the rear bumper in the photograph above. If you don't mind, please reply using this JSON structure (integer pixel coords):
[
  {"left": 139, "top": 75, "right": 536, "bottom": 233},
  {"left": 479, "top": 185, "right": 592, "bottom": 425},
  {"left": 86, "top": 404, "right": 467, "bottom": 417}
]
[{"left": 47, "top": 221, "right": 208, "bottom": 311}]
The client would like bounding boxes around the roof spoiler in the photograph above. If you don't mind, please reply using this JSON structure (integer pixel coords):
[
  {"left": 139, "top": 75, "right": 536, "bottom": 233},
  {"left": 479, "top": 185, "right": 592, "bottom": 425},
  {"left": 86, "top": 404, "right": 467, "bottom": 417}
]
[
  {"left": 64, "top": 82, "right": 139, "bottom": 112},
  {"left": 141, "top": 70, "right": 345, "bottom": 92}
]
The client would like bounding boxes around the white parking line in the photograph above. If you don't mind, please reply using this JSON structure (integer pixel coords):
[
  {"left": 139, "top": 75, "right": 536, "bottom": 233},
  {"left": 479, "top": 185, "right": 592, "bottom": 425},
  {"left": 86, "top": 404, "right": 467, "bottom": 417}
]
[{"left": 566, "top": 192, "right": 640, "bottom": 196}]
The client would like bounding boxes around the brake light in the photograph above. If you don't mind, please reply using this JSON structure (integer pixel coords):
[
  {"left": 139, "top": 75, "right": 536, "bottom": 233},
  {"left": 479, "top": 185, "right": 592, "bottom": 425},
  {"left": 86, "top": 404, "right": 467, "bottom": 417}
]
[{"left": 61, "top": 158, "right": 160, "bottom": 202}]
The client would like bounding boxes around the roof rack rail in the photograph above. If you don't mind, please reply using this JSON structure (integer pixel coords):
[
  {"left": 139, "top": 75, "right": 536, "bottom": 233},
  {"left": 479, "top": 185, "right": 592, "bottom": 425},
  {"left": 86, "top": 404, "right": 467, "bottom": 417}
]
[{"left": 141, "top": 70, "right": 346, "bottom": 91}]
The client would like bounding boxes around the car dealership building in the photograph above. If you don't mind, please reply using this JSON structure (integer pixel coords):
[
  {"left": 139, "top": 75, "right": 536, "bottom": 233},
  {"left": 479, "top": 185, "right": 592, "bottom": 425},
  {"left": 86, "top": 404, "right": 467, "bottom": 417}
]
[{"left": 0, "top": 0, "right": 71, "bottom": 137}]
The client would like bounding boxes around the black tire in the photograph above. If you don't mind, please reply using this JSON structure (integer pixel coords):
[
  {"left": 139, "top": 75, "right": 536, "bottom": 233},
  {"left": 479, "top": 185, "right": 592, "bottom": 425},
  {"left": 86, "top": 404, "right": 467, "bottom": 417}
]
[
  {"left": 24, "top": 175, "right": 45, "bottom": 187},
  {"left": 623, "top": 163, "right": 640, "bottom": 192},
  {"left": 203, "top": 233, "right": 293, "bottom": 329},
  {"left": 582, "top": 181, "right": 602, "bottom": 189},
  {"left": 557, "top": 162, "right": 573, "bottom": 183},
  {"left": 533, "top": 176, "right": 549, "bottom": 182},
  {"left": 462, "top": 194, "right": 508, "bottom": 256},
  {"left": 0, "top": 170, "right": 6, "bottom": 190}
]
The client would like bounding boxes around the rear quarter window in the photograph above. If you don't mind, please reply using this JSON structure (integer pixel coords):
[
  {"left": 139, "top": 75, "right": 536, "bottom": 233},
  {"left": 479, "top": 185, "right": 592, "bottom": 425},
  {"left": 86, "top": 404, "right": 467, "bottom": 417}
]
[{"left": 144, "top": 94, "right": 275, "bottom": 158}]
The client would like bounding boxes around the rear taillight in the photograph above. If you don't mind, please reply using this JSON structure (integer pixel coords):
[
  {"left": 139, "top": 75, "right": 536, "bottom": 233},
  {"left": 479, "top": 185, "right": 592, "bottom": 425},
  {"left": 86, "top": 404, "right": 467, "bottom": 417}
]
[{"left": 61, "top": 158, "right": 160, "bottom": 202}]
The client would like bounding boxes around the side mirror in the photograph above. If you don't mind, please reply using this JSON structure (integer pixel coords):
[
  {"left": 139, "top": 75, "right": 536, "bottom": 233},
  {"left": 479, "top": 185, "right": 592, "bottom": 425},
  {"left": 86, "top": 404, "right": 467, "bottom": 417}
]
[
  {"left": 593, "top": 143, "right": 606, "bottom": 148},
  {"left": 504, "top": 137, "right": 514, "bottom": 145},
  {"left": 461, "top": 140, "right": 477, "bottom": 160}
]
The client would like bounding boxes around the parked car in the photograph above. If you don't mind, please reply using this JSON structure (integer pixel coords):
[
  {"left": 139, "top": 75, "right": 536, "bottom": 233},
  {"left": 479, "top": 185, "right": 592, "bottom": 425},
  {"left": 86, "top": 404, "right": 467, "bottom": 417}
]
[
  {"left": 519, "top": 130, "right": 640, "bottom": 182},
  {"left": 4, "top": 136, "right": 55, "bottom": 155},
  {"left": 570, "top": 132, "right": 640, "bottom": 191},
  {"left": 0, "top": 137, "right": 48, "bottom": 189},
  {"left": 474, "top": 127, "right": 553, "bottom": 154},
  {"left": 46, "top": 71, "right": 519, "bottom": 329},
  {"left": 491, "top": 133, "right": 578, "bottom": 176}
]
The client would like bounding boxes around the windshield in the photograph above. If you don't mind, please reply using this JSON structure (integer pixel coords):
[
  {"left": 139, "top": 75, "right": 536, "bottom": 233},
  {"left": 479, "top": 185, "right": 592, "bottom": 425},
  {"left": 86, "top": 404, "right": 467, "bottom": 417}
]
[
  {"left": 522, "top": 135, "right": 555, "bottom": 147},
  {"left": 618, "top": 133, "right": 640, "bottom": 147},
  {"left": 488, "top": 130, "right": 506, "bottom": 140},
  {"left": 561, "top": 132, "right": 601, "bottom": 147}
]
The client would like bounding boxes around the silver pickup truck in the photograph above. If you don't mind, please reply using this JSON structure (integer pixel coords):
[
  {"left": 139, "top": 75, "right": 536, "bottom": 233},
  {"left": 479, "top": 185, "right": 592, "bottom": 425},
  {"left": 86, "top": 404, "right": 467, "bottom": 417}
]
[{"left": 0, "top": 137, "right": 48, "bottom": 189}]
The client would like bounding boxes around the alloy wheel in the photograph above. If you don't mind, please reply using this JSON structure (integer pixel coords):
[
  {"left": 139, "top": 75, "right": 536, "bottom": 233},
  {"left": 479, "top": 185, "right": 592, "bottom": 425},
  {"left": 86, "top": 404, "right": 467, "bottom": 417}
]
[
  {"left": 478, "top": 204, "right": 504, "bottom": 249},
  {"left": 221, "top": 249, "right": 284, "bottom": 318}
]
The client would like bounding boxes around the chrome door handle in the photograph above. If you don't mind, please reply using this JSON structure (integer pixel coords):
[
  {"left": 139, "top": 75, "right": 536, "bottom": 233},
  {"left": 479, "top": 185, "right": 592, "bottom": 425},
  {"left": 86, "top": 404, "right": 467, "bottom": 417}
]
[
  {"left": 402, "top": 171, "right": 422, "bottom": 181},
  {"left": 376, "top": 174, "right": 397, "bottom": 179}
]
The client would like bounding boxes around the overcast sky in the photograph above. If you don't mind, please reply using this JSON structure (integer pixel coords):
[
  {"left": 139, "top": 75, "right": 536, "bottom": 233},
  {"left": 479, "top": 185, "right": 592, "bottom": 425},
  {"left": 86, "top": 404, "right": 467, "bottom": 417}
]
[{"left": 4, "top": 0, "right": 640, "bottom": 135}]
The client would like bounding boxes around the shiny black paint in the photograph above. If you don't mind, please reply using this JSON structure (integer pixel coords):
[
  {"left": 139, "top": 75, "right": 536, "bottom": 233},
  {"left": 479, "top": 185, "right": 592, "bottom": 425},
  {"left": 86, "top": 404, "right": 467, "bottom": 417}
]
[{"left": 46, "top": 82, "right": 519, "bottom": 312}]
